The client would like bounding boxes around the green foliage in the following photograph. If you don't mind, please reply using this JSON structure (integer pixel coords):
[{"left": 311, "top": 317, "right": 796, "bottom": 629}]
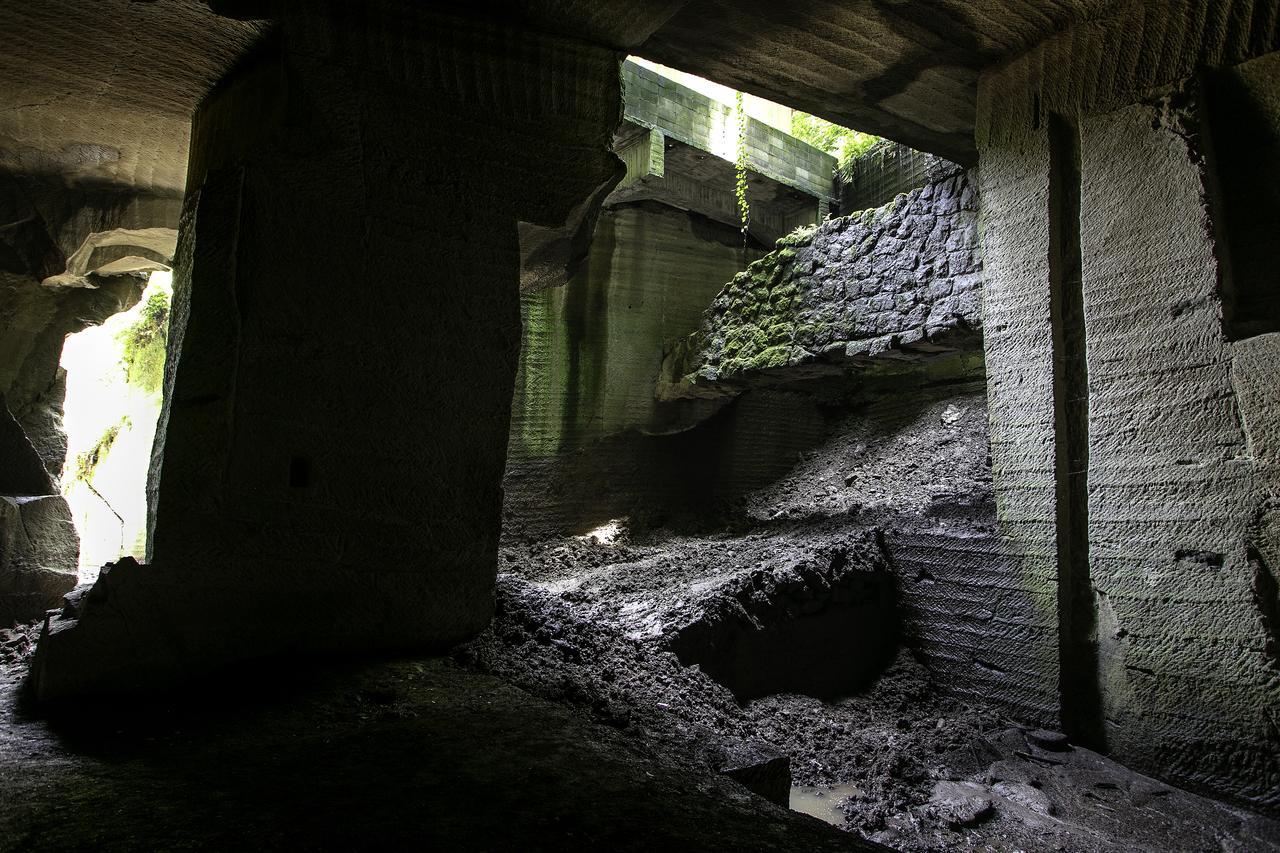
[
  {"left": 117, "top": 289, "right": 170, "bottom": 395},
  {"left": 789, "top": 111, "right": 880, "bottom": 178},
  {"left": 734, "top": 91, "right": 751, "bottom": 236},
  {"left": 71, "top": 416, "right": 131, "bottom": 485}
]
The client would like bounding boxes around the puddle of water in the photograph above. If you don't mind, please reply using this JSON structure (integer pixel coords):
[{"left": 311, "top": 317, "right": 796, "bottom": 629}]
[{"left": 789, "top": 784, "right": 860, "bottom": 827}]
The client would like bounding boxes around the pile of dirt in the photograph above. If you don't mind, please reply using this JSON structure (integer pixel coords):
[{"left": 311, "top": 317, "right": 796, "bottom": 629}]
[
  {"left": 467, "top": 529, "right": 1280, "bottom": 852},
  {"left": 459, "top": 567, "right": 1004, "bottom": 836}
]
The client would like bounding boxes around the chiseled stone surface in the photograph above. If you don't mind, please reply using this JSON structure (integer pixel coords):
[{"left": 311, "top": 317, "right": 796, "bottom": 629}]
[
  {"left": 973, "top": 129, "right": 1064, "bottom": 735},
  {"left": 32, "top": 6, "right": 625, "bottom": 700},
  {"left": 504, "top": 202, "right": 764, "bottom": 535},
  {"left": 0, "top": 496, "right": 77, "bottom": 629},
  {"left": 977, "top": 4, "right": 1280, "bottom": 809},
  {"left": 0, "top": 176, "right": 166, "bottom": 624},
  {"left": 1078, "top": 99, "right": 1279, "bottom": 811},
  {"left": 668, "top": 165, "right": 982, "bottom": 396}
]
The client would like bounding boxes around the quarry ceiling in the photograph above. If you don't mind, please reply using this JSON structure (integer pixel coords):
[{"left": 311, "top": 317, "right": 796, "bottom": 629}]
[{"left": 0, "top": 0, "right": 1119, "bottom": 207}]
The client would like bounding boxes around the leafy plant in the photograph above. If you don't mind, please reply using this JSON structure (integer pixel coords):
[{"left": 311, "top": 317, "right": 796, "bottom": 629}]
[
  {"left": 68, "top": 416, "right": 132, "bottom": 541},
  {"left": 789, "top": 111, "right": 880, "bottom": 178},
  {"left": 735, "top": 91, "right": 751, "bottom": 236},
  {"left": 117, "top": 289, "right": 170, "bottom": 395}
]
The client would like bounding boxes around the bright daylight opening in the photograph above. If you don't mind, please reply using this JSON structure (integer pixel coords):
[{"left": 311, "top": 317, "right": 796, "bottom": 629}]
[{"left": 59, "top": 270, "right": 172, "bottom": 584}]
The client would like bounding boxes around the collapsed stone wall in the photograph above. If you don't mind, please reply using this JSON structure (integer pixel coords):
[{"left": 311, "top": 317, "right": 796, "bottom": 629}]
[
  {"left": 505, "top": 108, "right": 983, "bottom": 543},
  {"left": 977, "top": 1, "right": 1280, "bottom": 811},
  {"left": 665, "top": 166, "right": 981, "bottom": 396}
]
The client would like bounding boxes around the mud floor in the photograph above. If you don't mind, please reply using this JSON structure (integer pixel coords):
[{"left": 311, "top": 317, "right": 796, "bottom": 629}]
[
  {"left": 467, "top": 528, "right": 1280, "bottom": 852},
  {"left": 0, "top": 619, "right": 868, "bottom": 853}
]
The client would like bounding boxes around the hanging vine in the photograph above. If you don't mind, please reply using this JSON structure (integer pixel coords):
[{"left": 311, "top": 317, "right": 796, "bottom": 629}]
[{"left": 734, "top": 90, "right": 750, "bottom": 237}]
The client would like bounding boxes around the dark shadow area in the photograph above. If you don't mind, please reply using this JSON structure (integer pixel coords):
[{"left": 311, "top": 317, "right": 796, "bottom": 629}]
[
  {"left": 3, "top": 652, "right": 861, "bottom": 853},
  {"left": 667, "top": 544, "right": 899, "bottom": 701},
  {"left": 1048, "top": 113, "right": 1106, "bottom": 753},
  {"left": 1203, "top": 55, "right": 1280, "bottom": 340}
]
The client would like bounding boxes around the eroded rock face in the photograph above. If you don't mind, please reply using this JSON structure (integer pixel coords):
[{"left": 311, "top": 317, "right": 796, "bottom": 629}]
[
  {"left": 0, "top": 173, "right": 178, "bottom": 625},
  {"left": 0, "top": 398, "right": 77, "bottom": 627},
  {"left": 0, "top": 496, "right": 77, "bottom": 628},
  {"left": 0, "top": 176, "right": 167, "bottom": 477}
]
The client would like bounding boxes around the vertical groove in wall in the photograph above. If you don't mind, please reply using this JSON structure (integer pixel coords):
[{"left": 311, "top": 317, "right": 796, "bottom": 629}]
[{"left": 1048, "top": 114, "right": 1104, "bottom": 751}]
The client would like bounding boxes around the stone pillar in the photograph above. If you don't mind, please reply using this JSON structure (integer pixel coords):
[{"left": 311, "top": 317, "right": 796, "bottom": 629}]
[
  {"left": 975, "top": 0, "right": 1280, "bottom": 811},
  {"left": 33, "top": 4, "right": 622, "bottom": 698}
]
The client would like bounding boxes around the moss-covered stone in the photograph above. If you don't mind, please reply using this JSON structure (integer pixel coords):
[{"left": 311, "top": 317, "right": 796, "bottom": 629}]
[{"left": 664, "top": 167, "right": 983, "bottom": 392}]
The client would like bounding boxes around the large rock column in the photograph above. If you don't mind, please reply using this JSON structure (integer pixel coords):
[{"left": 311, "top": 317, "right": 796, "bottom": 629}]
[
  {"left": 33, "top": 5, "right": 622, "bottom": 698},
  {"left": 977, "top": 0, "right": 1280, "bottom": 812}
]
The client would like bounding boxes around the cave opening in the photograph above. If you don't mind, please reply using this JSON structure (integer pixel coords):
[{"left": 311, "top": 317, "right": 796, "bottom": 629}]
[{"left": 58, "top": 270, "right": 171, "bottom": 584}]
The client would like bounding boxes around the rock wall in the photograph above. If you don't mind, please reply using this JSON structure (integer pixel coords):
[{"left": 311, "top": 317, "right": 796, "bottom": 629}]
[
  {"left": 666, "top": 167, "right": 982, "bottom": 396},
  {"left": 503, "top": 171, "right": 988, "bottom": 538},
  {"left": 505, "top": 159, "right": 1031, "bottom": 719},
  {"left": 733, "top": 379, "right": 1060, "bottom": 724},
  {"left": 0, "top": 399, "right": 77, "bottom": 626},
  {"left": 977, "top": 2, "right": 1280, "bottom": 811}
]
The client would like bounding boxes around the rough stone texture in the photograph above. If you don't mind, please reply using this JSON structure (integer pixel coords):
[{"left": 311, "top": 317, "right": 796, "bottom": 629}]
[
  {"left": 505, "top": 385, "right": 835, "bottom": 537},
  {"left": 664, "top": 534, "right": 897, "bottom": 701},
  {"left": 505, "top": 201, "right": 761, "bottom": 535},
  {"left": 0, "top": 176, "right": 171, "bottom": 477},
  {"left": 31, "top": 6, "right": 626, "bottom": 700},
  {"left": 0, "top": 398, "right": 79, "bottom": 627},
  {"left": 0, "top": 175, "right": 171, "bottom": 624},
  {"left": 665, "top": 167, "right": 982, "bottom": 396},
  {"left": 1077, "top": 99, "right": 1279, "bottom": 811},
  {"left": 1, "top": 655, "right": 874, "bottom": 852},
  {"left": 0, "top": 3, "right": 264, "bottom": 197},
  {"left": 610, "top": 124, "right": 826, "bottom": 245},
  {"left": 977, "top": 8, "right": 1280, "bottom": 810},
  {"left": 1205, "top": 51, "right": 1280, "bottom": 340},
  {"left": 477, "top": 532, "right": 1280, "bottom": 850},
  {"left": 637, "top": 1, "right": 1116, "bottom": 163},
  {"left": 973, "top": 122, "right": 1066, "bottom": 743},
  {"left": 976, "top": 0, "right": 1280, "bottom": 153},
  {"left": 511, "top": 203, "right": 756, "bottom": 461},
  {"left": 0, "top": 496, "right": 77, "bottom": 629},
  {"left": 737, "top": 382, "right": 1060, "bottom": 727}
]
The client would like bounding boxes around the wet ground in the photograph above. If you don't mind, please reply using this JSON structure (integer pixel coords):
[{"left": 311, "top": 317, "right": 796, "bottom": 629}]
[
  {"left": 2, "top": 527, "right": 1279, "bottom": 852},
  {"left": 469, "top": 525, "right": 1280, "bottom": 852},
  {"left": 3, "top": 384, "right": 1278, "bottom": 850},
  {"left": 0, "top": 621, "right": 869, "bottom": 852}
]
